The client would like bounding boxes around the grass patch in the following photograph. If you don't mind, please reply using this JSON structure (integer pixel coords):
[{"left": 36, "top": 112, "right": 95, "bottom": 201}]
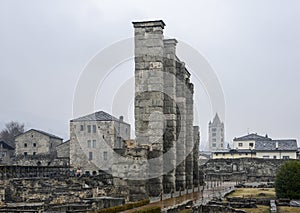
[
  {"left": 227, "top": 188, "right": 276, "bottom": 199},
  {"left": 238, "top": 205, "right": 269, "bottom": 213},
  {"left": 278, "top": 206, "right": 300, "bottom": 213}
]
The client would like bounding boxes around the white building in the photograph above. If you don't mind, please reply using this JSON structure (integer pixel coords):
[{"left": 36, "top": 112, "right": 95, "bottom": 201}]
[{"left": 212, "top": 133, "right": 298, "bottom": 159}]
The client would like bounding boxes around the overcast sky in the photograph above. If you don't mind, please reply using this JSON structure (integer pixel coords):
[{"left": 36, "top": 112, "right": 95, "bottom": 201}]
[{"left": 1, "top": 0, "right": 300, "bottom": 149}]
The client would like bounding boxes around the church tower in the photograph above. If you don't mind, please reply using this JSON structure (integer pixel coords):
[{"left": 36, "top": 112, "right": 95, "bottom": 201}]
[{"left": 208, "top": 113, "right": 224, "bottom": 151}]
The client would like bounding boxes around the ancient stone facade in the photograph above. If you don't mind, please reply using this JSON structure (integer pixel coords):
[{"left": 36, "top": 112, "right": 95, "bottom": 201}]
[
  {"left": 70, "top": 111, "right": 130, "bottom": 174},
  {"left": 15, "top": 129, "right": 63, "bottom": 157},
  {"left": 202, "top": 158, "right": 287, "bottom": 182},
  {"left": 132, "top": 20, "right": 200, "bottom": 196},
  {"left": 56, "top": 140, "right": 70, "bottom": 158}
]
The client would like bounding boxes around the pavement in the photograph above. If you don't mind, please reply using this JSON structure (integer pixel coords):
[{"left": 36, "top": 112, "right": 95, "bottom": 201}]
[{"left": 124, "top": 181, "right": 236, "bottom": 212}]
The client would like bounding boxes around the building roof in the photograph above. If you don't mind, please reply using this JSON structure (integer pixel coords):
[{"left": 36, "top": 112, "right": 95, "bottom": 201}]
[
  {"left": 255, "top": 140, "right": 298, "bottom": 151},
  {"left": 16, "top": 129, "right": 63, "bottom": 140},
  {"left": 214, "top": 149, "right": 255, "bottom": 154},
  {"left": 233, "top": 133, "right": 271, "bottom": 141},
  {"left": 0, "top": 141, "right": 14, "bottom": 150},
  {"left": 56, "top": 140, "right": 70, "bottom": 147},
  {"left": 71, "top": 111, "right": 129, "bottom": 124},
  {"left": 209, "top": 113, "right": 223, "bottom": 125}
]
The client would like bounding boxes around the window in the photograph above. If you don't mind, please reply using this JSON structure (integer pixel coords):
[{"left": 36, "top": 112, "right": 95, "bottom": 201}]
[
  {"left": 24, "top": 143, "right": 27, "bottom": 148},
  {"left": 263, "top": 155, "right": 270, "bottom": 159},
  {"left": 249, "top": 143, "right": 254, "bottom": 147},
  {"left": 87, "top": 140, "right": 91, "bottom": 148},
  {"left": 245, "top": 153, "right": 248, "bottom": 156},
  {"left": 92, "top": 140, "right": 96, "bottom": 148},
  {"left": 87, "top": 125, "right": 91, "bottom": 133},
  {"left": 2, "top": 152, "right": 6, "bottom": 157},
  {"left": 212, "top": 143, "right": 216, "bottom": 147},
  {"left": 93, "top": 125, "right": 96, "bottom": 133},
  {"left": 80, "top": 125, "right": 84, "bottom": 131},
  {"left": 221, "top": 138, "right": 224, "bottom": 142},
  {"left": 88, "top": 152, "right": 93, "bottom": 160},
  {"left": 212, "top": 133, "right": 216, "bottom": 137},
  {"left": 273, "top": 156, "right": 277, "bottom": 159},
  {"left": 125, "top": 128, "right": 128, "bottom": 134},
  {"left": 102, "top": 135, "right": 105, "bottom": 139},
  {"left": 221, "top": 144, "right": 223, "bottom": 147},
  {"left": 33, "top": 152, "right": 36, "bottom": 156},
  {"left": 33, "top": 143, "right": 36, "bottom": 147},
  {"left": 215, "top": 153, "right": 218, "bottom": 156},
  {"left": 212, "top": 138, "right": 216, "bottom": 142},
  {"left": 212, "top": 128, "right": 217, "bottom": 132},
  {"left": 238, "top": 143, "right": 243, "bottom": 147},
  {"left": 24, "top": 152, "right": 28, "bottom": 156},
  {"left": 103, "top": 151, "right": 108, "bottom": 160},
  {"left": 283, "top": 156, "right": 290, "bottom": 159}
]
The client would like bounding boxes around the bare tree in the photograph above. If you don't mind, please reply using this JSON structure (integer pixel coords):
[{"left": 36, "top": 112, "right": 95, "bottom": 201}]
[{"left": 0, "top": 121, "right": 25, "bottom": 147}]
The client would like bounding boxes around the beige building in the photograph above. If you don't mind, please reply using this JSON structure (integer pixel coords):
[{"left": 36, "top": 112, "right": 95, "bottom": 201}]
[
  {"left": 70, "top": 111, "right": 130, "bottom": 175},
  {"left": 208, "top": 113, "right": 225, "bottom": 151},
  {"left": 15, "top": 129, "right": 63, "bottom": 157},
  {"left": 212, "top": 133, "right": 298, "bottom": 159}
]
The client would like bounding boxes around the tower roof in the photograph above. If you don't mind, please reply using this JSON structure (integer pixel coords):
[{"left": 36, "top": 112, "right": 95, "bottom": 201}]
[{"left": 212, "top": 113, "right": 222, "bottom": 124}]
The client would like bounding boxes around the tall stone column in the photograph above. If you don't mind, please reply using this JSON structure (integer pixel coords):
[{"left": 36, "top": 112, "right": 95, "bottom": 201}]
[
  {"left": 185, "top": 81, "right": 194, "bottom": 189},
  {"left": 162, "top": 39, "right": 177, "bottom": 193},
  {"left": 133, "top": 20, "right": 165, "bottom": 196},
  {"left": 193, "top": 126, "right": 200, "bottom": 186},
  {"left": 175, "top": 62, "right": 187, "bottom": 191}
]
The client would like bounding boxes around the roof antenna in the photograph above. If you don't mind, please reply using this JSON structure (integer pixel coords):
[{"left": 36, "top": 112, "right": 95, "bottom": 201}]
[{"left": 247, "top": 128, "right": 249, "bottom": 134}]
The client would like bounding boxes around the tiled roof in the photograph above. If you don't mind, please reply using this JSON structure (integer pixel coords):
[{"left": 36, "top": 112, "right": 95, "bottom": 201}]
[
  {"left": 16, "top": 129, "right": 63, "bottom": 140},
  {"left": 71, "top": 111, "right": 128, "bottom": 124},
  {"left": 0, "top": 141, "right": 14, "bottom": 150},
  {"left": 256, "top": 140, "right": 298, "bottom": 151},
  {"left": 33, "top": 129, "right": 63, "bottom": 140},
  {"left": 234, "top": 133, "right": 271, "bottom": 141},
  {"left": 214, "top": 149, "right": 255, "bottom": 154}
]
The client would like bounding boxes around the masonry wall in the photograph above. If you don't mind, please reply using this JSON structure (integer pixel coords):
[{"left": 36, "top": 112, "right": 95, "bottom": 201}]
[
  {"left": 56, "top": 141, "right": 70, "bottom": 158},
  {"left": 175, "top": 61, "right": 187, "bottom": 191},
  {"left": 133, "top": 20, "right": 198, "bottom": 194},
  {"left": 203, "top": 158, "right": 287, "bottom": 182},
  {"left": 15, "top": 130, "right": 62, "bottom": 156},
  {"left": 133, "top": 20, "right": 165, "bottom": 196},
  {"left": 185, "top": 81, "right": 194, "bottom": 189},
  {"left": 193, "top": 126, "right": 200, "bottom": 186}
]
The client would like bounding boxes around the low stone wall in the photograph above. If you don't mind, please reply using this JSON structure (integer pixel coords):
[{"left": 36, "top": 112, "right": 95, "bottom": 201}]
[
  {"left": 202, "top": 158, "right": 287, "bottom": 182},
  {"left": 193, "top": 205, "right": 246, "bottom": 213}
]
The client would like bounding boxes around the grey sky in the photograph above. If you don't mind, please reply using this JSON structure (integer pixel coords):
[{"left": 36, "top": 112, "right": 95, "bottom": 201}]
[{"left": 1, "top": 0, "right": 300, "bottom": 149}]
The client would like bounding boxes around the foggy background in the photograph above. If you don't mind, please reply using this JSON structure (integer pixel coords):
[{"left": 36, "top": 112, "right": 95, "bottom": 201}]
[{"left": 1, "top": 0, "right": 300, "bottom": 150}]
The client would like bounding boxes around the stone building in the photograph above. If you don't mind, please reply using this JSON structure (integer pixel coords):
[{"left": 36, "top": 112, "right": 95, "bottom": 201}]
[
  {"left": 15, "top": 129, "right": 63, "bottom": 157},
  {"left": 212, "top": 133, "right": 298, "bottom": 159},
  {"left": 132, "top": 20, "right": 200, "bottom": 196},
  {"left": 208, "top": 113, "right": 225, "bottom": 151},
  {"left": 56, "top": 140, "right": 70, "bottom": 158},
  {"left": 0, "top": 141, "right": 14, "bottom": 165},
  {"left": 70, "top": 111, "right": 130, "bottom": 175}
]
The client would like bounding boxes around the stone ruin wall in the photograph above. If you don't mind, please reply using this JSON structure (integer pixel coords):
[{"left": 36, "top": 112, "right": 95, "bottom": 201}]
[
  {"left": 202, "top": 158, "right": 287, "bottom": 182},
  {"left": 130, "top": 20, "right": 200, "bottom": 197}
]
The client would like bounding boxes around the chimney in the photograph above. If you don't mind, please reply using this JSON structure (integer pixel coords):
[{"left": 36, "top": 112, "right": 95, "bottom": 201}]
[
  {"left": 119, "top": 116, "right": 124, "bottom": 122},
  {"left": 276, "top": 141, "right": 279, "bottom": 149}
]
